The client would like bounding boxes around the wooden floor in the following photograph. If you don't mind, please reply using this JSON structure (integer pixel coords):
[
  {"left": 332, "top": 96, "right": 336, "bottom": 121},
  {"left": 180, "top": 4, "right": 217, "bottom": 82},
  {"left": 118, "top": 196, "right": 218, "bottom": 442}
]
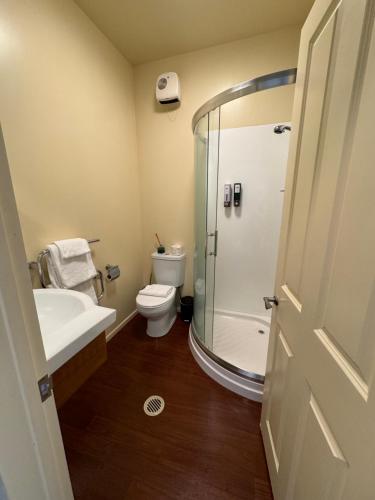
[{"left": 58, "top": 315, "right": 273, "bottom": 500}]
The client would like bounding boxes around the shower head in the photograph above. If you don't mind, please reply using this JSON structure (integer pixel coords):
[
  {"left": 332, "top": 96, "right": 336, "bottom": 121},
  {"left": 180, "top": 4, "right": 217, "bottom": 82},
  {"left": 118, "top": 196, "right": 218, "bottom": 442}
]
[{"left": 274, "top": 124, "right": 291, "bottom": 134}]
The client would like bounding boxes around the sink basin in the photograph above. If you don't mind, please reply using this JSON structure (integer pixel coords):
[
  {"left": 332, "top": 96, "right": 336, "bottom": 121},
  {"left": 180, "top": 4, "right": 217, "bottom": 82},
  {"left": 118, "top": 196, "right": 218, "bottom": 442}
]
[{"left": 33, "top": 288, "right": 116, "bottom": 373}]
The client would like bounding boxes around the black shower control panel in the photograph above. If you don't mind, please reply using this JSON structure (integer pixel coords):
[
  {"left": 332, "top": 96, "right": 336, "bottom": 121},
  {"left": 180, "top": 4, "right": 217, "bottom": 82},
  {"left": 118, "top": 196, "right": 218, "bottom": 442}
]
[
  {"left": 224, "top": 184, "right": 232, "bottom": 207},
  {"left": 234, "top": 183, "right": 242, "bottom": 207}
]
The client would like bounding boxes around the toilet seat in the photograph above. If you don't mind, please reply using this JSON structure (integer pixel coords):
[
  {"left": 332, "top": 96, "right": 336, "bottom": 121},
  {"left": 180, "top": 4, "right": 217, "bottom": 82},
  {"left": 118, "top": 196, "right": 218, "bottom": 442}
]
[{"left": 136, "top": 287, "right": 176, "bottom": 309}]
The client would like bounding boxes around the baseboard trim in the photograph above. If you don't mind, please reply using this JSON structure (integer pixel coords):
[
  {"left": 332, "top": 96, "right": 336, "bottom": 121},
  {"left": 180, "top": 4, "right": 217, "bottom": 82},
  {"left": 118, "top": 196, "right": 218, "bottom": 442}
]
[{"left": 106, "top": 310, "right": 138, "bottom": 342}]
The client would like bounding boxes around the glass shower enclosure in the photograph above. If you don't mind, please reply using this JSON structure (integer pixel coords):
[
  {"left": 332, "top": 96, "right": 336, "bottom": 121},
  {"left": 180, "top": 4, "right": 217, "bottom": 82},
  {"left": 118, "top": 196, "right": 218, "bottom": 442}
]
[{"left": 191, "top": 69, "right": 296, "bottom": 398}]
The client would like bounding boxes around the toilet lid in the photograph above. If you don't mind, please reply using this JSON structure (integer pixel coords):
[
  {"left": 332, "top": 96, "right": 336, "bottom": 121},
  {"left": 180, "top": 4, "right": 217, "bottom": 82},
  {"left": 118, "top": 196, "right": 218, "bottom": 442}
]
[{"left": 136, "top": 287, "right": 176, "bottom": 308}]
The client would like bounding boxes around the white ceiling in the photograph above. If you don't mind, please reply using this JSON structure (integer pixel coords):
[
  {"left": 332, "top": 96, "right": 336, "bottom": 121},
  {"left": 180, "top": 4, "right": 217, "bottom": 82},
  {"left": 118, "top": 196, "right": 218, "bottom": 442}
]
[{"left": 75, "top": 0, "right": 314, "bottom": 65}]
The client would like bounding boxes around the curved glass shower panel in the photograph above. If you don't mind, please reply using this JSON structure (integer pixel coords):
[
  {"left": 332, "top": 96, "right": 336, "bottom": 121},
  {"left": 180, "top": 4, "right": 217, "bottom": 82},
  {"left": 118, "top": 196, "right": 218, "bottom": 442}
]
[
  {"left": 205, "top": 108, "right": 220, "bottom": 350},
  {"left": 215, "top": 89, "right": 291, "bottom": 323},
  {"left": 192, "top": 108, "right": 220, "bottom": 349},
  {"left": 191, "top": 69, "right": 296, "bottom": 386},
  {"left": 214, "top": 103, "right": 290, "bottom": 376},
  {"left": 193, "top": 114, "right": 208, "bottom": 344}
]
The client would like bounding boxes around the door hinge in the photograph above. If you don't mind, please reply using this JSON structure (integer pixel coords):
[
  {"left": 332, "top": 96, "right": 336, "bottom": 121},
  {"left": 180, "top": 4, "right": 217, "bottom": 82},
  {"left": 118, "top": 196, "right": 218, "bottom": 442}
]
[{"left": 38, "top": 374, "right": 53, "bottom": 402}]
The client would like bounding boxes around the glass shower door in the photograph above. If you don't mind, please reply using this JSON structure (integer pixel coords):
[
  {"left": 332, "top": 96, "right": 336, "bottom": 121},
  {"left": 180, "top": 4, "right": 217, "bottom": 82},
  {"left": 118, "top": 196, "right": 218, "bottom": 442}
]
[
  {"left": 193, "top": 108, "right": 220, "bottom": 350},
  {"left": 193, "top": 115, "right": 208, "bottom": 345},
  {"left": 204, "top": 108, "right": 220, "bottom": 350}
]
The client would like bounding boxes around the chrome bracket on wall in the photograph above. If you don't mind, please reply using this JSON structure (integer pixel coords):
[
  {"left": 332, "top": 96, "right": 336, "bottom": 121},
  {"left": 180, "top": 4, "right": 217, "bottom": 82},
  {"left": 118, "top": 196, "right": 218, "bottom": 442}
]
[
  {"left": 94, "top": 270, "right": 105, "bottom": 302},
  {"left": 38, "top": 374, "right": 53, "bottom": 402}
]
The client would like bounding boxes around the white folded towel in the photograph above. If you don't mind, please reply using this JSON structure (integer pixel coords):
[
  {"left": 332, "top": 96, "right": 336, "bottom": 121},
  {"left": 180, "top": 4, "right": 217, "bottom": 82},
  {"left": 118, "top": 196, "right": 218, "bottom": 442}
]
[
  {"left": 54, "top": 238, "right": 91, "bottom": 259},
  {"left": 47, "top": 243, "right": 97, "bottom": 289},
  {"left": 139, "top": 284, "right": 173, "bottom": 298},
  {"left": 73, "top": 279, "right": 98, "bottom": 304},
  {"left": 46, "top": 277, "right": 98, "bottom": 304}
]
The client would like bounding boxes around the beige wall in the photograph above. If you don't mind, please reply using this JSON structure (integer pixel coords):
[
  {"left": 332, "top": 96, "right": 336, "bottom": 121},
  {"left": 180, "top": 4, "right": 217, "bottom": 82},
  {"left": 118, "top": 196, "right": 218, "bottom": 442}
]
[
  {"left": 134, "top": 26, "right": 301, "bottom": 295},
  {"left": 0, "top": 2, "right": 301, "bottom": 328},
  {"left": 0, "top": 0, "right": 143, "bottom": 330}
]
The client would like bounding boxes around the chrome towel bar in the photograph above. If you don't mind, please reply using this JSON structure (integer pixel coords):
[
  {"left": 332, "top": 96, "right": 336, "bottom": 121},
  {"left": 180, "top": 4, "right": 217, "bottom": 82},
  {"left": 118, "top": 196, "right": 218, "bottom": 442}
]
[{"left": 28, "top": 239, "right": 104, "bottom": 302}]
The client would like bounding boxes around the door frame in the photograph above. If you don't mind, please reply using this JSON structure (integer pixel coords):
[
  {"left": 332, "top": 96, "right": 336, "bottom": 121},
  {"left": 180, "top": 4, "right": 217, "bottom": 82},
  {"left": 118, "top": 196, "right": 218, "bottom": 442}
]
[{"left": 0, "top": 125, "right": 73, "bottom": 499}]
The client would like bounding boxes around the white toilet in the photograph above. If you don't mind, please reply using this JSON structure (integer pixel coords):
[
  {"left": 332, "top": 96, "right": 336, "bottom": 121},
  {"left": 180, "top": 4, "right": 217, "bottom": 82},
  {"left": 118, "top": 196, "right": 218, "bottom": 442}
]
[{"left": 136, "top": 252, "right": 186, "bottom": 337}]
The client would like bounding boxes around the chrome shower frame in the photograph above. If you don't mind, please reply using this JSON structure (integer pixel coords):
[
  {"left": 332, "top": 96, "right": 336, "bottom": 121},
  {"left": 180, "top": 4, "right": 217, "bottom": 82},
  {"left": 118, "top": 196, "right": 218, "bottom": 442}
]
[
  {"left": 191, "top": 68, "right": 297, "bottom": 384},
  {"left": 192, "top": 68, "right": 297, "bottom": 131}
]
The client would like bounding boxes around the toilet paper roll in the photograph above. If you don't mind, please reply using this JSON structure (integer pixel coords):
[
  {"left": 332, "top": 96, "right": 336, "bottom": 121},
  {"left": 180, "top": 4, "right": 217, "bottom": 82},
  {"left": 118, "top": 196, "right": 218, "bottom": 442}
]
[{"left": 170, "top": 244, "right": 183, "bottom": 256}]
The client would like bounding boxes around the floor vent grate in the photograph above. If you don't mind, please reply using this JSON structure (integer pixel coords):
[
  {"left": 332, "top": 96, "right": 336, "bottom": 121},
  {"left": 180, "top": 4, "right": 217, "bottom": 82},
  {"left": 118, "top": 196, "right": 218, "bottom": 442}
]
[{"left": 143, "top": 395, "right": 165, "bottom": 416}]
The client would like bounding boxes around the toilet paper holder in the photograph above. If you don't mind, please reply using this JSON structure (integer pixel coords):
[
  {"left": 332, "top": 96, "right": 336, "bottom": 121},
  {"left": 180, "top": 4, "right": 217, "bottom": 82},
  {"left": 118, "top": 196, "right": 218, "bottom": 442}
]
[{"left": 106, "top": 264, "right": 120, "bottom": 281}]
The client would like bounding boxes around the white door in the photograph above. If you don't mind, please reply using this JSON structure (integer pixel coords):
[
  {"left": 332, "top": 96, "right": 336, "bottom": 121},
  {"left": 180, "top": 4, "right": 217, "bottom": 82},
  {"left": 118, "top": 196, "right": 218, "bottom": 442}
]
[
  {"left": 261, "top": 0, "right": 375, "bottom": 498},
  {"left": 0, "top": 127, "right": 73, "bottom": 499}
]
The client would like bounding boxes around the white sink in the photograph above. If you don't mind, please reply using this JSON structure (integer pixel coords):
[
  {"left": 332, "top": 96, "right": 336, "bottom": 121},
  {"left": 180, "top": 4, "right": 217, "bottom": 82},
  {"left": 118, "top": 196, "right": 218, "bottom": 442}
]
[{"left": 33, "top": 288, "right": 116, "bottom": 373}]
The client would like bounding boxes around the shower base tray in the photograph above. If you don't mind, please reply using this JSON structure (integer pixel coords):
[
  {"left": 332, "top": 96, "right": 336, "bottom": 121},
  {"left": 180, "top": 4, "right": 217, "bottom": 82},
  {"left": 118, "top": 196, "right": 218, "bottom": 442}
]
[{"left": 189, "top": 327, "right": 264, "bottom": 402}]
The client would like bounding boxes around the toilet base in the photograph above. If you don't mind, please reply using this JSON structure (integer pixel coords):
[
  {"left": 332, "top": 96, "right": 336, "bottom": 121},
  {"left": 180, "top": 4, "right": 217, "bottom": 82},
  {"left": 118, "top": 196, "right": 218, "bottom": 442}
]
[{"left": 146, "top": 311, "right": 176, "bottom": 338}]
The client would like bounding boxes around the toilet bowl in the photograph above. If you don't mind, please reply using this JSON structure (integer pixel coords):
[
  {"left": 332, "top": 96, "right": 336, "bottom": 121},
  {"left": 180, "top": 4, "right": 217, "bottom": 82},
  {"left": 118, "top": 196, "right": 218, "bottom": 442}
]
[
  {"left": 136, "top": 287, "right": 177, "bottom": 337},
  {"left": 136, "top": 252, "right": 186, "bottom": 337}
]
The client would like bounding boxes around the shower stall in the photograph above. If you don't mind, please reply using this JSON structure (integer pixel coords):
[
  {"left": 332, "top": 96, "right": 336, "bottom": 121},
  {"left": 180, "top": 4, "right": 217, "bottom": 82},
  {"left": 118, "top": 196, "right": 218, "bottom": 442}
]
[{"left": 189, "top": 69, "right": 296, "bottom": 401}]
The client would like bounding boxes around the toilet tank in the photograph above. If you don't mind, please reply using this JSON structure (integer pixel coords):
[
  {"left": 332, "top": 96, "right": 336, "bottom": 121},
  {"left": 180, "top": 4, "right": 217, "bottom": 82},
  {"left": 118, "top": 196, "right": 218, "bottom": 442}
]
[{"left": 152, "top": 252, "right": 186, "bottom": 287}]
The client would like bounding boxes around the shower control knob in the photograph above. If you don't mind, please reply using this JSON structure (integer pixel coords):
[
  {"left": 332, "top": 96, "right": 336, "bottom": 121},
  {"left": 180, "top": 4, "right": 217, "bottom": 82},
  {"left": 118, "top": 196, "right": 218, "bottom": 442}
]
[{"left": 263, "top": 296, "right": 279, "bottom": 310}]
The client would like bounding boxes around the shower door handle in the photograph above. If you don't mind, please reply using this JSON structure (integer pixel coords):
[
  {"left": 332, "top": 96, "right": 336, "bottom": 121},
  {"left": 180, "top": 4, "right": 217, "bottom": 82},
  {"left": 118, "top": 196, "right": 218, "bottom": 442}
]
[
  {"left": 263, "top": 296, "right": 279, "bottom": 310},
  {"left": 207, "top": 230, "right": 218, "bottom": 257}
]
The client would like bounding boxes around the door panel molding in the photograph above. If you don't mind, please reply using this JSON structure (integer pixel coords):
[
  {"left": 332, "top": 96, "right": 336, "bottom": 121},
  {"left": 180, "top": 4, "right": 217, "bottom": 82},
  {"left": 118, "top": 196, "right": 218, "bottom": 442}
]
[
  {"left": 289, "top": 390, "right": 348, "bottom": 500},
  {"left": 280, "top": 284, "right": 302, "bottom": 313},
  {"left": 262, "top": 329, "right": 294, "bottom": 481},
  {"left": 283, "top": 8, "right": 337, "bottom": 299},
  {"left": 314, "top": 328, "right": 369, "bottom": 400},
  {"left": 261, "top": 0, "right": 375, "bottom": 498}
]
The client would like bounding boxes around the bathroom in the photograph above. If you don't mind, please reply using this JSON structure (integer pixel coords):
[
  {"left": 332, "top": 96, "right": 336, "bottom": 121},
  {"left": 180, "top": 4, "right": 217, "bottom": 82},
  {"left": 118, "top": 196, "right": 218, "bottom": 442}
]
[{"left": 1, "top": 0, "right": 375, "bottom": 499}]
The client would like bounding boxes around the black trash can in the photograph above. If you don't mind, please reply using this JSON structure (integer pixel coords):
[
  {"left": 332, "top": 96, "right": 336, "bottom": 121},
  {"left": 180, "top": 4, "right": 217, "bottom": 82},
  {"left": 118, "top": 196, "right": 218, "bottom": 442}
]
[{"left": 180, "top": 296, "right": 194, "bottom": 323}]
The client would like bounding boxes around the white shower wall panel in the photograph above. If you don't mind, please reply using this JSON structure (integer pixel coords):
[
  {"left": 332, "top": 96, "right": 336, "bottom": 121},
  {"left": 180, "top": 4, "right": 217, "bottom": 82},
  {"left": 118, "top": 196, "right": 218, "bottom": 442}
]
[{"left": 215, "top": 123, "right": 289, "bottom": 316}]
